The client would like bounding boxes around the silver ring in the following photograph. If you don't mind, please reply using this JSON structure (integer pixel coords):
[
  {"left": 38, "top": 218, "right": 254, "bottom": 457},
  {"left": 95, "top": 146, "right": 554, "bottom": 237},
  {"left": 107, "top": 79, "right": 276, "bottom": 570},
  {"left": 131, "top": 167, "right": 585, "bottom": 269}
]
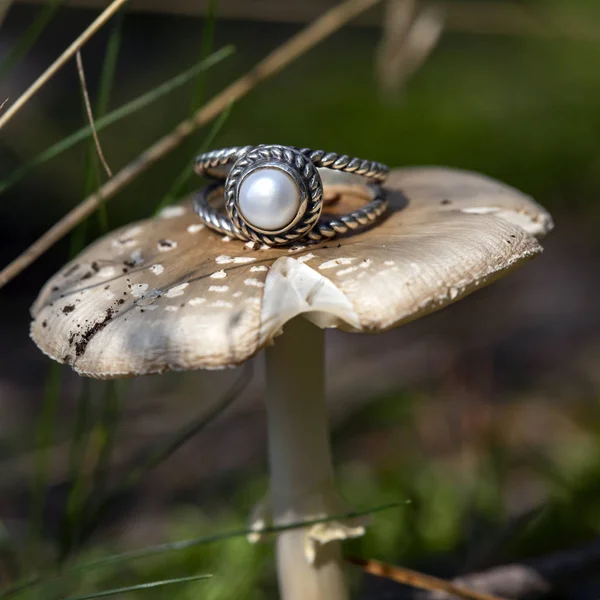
[{"left": 193, "top": 145, "right": 389, "bottom": 246}]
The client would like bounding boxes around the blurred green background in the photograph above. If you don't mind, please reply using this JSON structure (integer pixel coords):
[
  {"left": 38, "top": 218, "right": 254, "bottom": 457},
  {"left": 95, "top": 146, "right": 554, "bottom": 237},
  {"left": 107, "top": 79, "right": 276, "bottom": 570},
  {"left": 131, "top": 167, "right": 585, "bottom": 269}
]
[{"left": 1, "top": 1, "right": 600, "bottom": 598}]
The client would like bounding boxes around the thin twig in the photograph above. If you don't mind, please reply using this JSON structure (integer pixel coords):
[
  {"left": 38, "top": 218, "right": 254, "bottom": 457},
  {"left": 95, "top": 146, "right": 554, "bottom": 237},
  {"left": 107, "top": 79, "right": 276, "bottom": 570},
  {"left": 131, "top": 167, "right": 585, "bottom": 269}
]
[
  {"left": 0, "top": 0, "right": 128, "bottom": 131},
  {"left": 0, "top": 0, "right": 382, "bottom": 289},
  {"left": 347, "top": 557, "right": 507, "bottom": 600},
  {"left": 358, "top": 537, "right": 600, "bottom": 599},
  {"left": 0, "top": 98, "right": 8, "bottom": 111},
  {"left": 75, "top": 51, "right": 112, "bottom": 177}
]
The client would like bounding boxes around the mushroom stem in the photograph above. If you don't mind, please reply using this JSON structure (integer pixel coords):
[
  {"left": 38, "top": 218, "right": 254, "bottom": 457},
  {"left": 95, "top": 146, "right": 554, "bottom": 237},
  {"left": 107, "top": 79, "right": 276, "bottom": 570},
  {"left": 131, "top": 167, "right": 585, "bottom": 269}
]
[{"left": 265, "top": 318, "right": 348, "bottom": 600}]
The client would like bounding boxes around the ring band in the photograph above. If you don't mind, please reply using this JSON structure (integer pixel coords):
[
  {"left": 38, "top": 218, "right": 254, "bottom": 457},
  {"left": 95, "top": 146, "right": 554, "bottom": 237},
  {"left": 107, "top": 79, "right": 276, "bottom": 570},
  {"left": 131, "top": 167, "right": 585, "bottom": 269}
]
[
  {"left": 195, "top": 180, "right": 388, "bottom": 244},
  {"left": 193, "top": 145, "right": 389, "bottom": 246}
]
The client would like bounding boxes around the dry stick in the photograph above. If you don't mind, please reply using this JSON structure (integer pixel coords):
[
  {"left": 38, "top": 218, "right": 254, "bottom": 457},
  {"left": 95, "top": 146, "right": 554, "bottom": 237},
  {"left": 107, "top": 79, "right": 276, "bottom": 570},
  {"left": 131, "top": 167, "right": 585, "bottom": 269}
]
[
  {"left": 0, "top": 0, "right": 128, "bottom": 131},
  {"left": 346, "top": 557, "right": 507, "bottom": 600},
  {"left": 75, "top": 50, "right": 112, "bottom": 177},
  {"left": 0, "top": 0, "right": 382, "bottom": 289}
]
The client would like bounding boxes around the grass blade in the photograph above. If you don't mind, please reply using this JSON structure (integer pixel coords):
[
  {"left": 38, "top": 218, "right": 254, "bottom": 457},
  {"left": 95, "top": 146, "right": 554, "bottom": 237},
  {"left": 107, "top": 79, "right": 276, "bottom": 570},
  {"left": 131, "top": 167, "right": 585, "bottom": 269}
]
[
  {"left": 0, "top": 46, "right": 234, "bottom": 196},
  {"left": 155, "top": 0, "right": 220, "bottom": 211},
  {"left": 0, "top": 0, "right": 65, "bottom": 83},
  {"left": 25, "top": 362, "right": 62, "bottom": 562},
  {"left": 89, "top": 382, "right": 122, "bottom": 509},
  {"left": 154, "top": 101, "right": 232, "bottom": 212},
  {"left": 63, "top": 573, "right": 212, "bottom": 600},
  {"left": 63, "top": 22, "right": 124, "bottom": 553},
  {"left": 69, "top": 16, "right": 123, "bottom": 254},
  {"left": 60, "top": 380, "right": 93, "bottom": 558},
  {"left": 95, "top": 12, "right": 124, "bottom": 118},
  {"left": 89, "top": 10, "right": 125, "bottom": 230},
  {"left": 78, "top": 502, "right": 408, "bottom": 570},
  {"left": 1, "top": 502, "right": 407, "bottom": 598},
  {"left": 189, "top": 0, "right": 218, "bottom": 112},
  {"left": 73, "top": 366, "right": 249, "bottom": 554}
]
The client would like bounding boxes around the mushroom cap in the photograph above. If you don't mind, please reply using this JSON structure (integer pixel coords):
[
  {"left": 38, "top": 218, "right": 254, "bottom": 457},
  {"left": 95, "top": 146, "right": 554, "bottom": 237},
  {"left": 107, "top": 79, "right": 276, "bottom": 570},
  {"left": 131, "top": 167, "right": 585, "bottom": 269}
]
[{"left": 30, "top": 167, "right": 552, "bottom": 378}]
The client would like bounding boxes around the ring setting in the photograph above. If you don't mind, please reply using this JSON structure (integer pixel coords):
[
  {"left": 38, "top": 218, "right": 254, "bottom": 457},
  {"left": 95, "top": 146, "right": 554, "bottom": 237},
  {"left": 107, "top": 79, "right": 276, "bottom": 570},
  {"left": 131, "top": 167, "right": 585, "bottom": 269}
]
[
  {"left": 225, "top": 146, "right": 323, "bottom": 244},
  {"left": 194, "top": 144, "right": 389, "bottom": 246}
]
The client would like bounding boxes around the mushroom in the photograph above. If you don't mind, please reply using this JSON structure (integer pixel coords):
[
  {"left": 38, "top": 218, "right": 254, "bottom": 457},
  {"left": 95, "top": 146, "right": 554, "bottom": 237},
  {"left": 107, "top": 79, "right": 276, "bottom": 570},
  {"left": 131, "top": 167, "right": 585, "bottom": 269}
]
[{"left": 30, "top": 167, "right": 552, "bottom": 600}]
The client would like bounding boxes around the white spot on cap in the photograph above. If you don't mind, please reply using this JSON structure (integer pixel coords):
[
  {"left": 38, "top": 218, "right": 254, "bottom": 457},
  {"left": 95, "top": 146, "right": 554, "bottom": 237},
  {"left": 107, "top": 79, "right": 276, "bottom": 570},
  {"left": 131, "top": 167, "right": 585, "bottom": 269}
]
[
  {"left": 319, "top": 257, "right": 355, "bottom": 270},
  {"left": 97, "top": 266, "right": 117, "bottom": 278},
  {"left": 112, "top": 237, "right": 137, "bottom": 249},
  {"left": 244, "top": 278, "right": 265, "bottom": 288},
  {"left": 336, "top": 265, "right": 359, "bottom": 277},
  {"left": 250, "top": 265, "right": 268, "bottom": 272},
  {"left": 245, "top": 297, "right": 261, "bottom": 305},
  {"left": 123, "top": 226, "right": 143, "bottom": 238},
  {"left": 221, "top": 235, "right": 232, "bottom": 242},
  {"left": 150, "top": 264, "right": 164, "bottom": 275},
  {"left": 360, "top": 259, "right": 373, "bottom": 269},
  {"left": 165, "top": 282, "right": 189, "bottom": 297},
  {"left": 233, "top": 291, "right": 243, "bottom": 298},
  {"left": 210, "top": 270, "right": 227, "bottom": 279},
  {"left": 159, "top": 205, "right": 186, "bottom": 219},
  {"left": 260, "top": 244, "right": 270, "bottom": 251},
  {"left": 233, "top": 256, "right": 256, "bottom": 264},
  {"left": 384, "top": 260, "right": 395, "bottom": 266},
  {"left": 461, "top": 207, "right": 497, "bottom": 215},
  {"left": 105, "top": 290, "right": 115, "bottom": 300},
  {"left": 297, "top": 253, "right": 315, "bottom": 264},
  {"left": 210, "top": 300, "right": 233, "bottom": 308},
  {"left": 187, "top": 223, "right": 205, "bottom": 234},
  {"left": 165, "top": 305, "right": 179, "bottom": 312},
  {"left": 189, "top": 297, "right": 206, "bottom": 306},
  {"left": 157, "top": 239, "right": 177, "bottom": 252},
  {"left": 215, "top": 255, "right": 255, "bottom": 265},
  {"left": 209, "top": 285, "right": 228, "bottom": 293},
  {"left": 130, "top": 283, "right": 149, "bottom": 298}
]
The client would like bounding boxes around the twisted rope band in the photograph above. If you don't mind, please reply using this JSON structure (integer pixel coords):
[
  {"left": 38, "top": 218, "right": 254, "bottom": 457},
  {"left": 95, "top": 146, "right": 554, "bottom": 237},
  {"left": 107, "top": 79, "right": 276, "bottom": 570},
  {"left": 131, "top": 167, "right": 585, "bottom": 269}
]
[
  {"left": 193, "top": 144, "right": 389, "bottom": 246},
  {"left": 194, "top": 181, "right": 388, "bottom": 244},
  {"left": 195, "top": 145, "right": 389, "bottom": 183}
]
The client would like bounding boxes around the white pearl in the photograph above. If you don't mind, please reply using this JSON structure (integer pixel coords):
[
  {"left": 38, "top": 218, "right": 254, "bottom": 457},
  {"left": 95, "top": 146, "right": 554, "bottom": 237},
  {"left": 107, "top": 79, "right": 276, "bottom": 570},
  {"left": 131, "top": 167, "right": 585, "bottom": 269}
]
[{"left": 238, "top": 168, "right": 300, "bottom": 231}]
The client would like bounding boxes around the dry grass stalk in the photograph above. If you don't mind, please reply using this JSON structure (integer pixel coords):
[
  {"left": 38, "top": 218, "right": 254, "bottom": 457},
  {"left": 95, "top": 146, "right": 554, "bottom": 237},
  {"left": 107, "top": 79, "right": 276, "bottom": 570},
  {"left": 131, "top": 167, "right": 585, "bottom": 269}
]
[
  {"left": 75, "top": 50, "right": 113, "bottom": 178},
  {"left": 347, "top": 556, "right": 507, "bottom": 600},
  {"left": 376, "top": 0, "right": 444, "bottom": 96},
  {"left": 0, "top": 0, "right": 383, "bottom": 289},
  {"left": 0, "top": 0, "right": 129, "bottom": 131}
]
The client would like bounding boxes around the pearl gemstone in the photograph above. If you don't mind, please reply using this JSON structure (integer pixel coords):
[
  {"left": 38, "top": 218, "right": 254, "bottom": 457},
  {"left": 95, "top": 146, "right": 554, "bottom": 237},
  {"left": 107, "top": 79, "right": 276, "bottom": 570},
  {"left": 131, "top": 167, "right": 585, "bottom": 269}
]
[{"left": 238, "top": 168, "right": 300, "bottom": 231}]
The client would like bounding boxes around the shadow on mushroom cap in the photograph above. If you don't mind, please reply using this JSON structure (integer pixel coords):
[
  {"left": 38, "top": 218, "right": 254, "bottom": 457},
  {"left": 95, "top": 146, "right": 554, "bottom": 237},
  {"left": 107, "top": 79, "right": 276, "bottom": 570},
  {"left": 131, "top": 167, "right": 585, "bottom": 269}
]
[{"left": 30, "top": 167, "right": 553, "bottom": 379}]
